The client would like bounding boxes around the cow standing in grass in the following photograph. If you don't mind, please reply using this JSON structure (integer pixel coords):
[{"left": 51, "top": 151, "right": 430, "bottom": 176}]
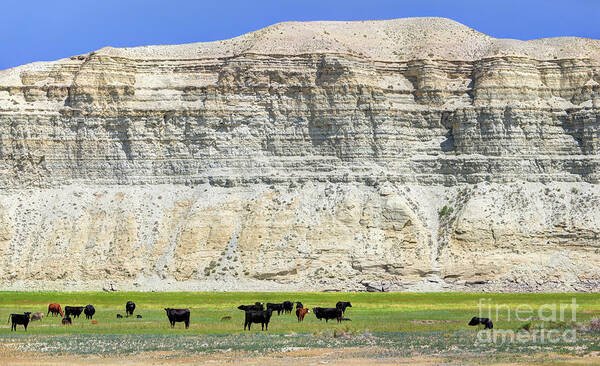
[
  {"left": 47, "top": 303, "right": 63, "bottom": 317},
  {"left": 313, "top": 307, "right": 343, "bottom": 323},
  {"left": 336, "top": 301, "right": 352, "bottom": 314},
  {"left": 282, "top": 301, "right": 294, "bottom": 314},
  {"left": 126, "top": 301, "right": 136, "bottom": 317},
  {"left": 296, "top": 307, "right": 310, "bottom": 322},
  {"left": 84, "top": 305, "right": 95, "bottom": 319},
  {"left": 164, "top": 308, "right": 190, "bottom": 329},
  {"left": 244, "top": 309, "right": 273, "bottom": 331},
  {"left": 266, "top": 303, "right": 284, "bottom": 315},
  {"left": 238, "top": 303, "right": 264, "bottom": 312},
  {"left": 8, "top": 313, "right": 31, "bottom": 331},
  {"left": 468, "top": 317, "right": 493, "bottom": 329},
  {"left": 65, "top": 306, "right": 84, "bottom": 318}
]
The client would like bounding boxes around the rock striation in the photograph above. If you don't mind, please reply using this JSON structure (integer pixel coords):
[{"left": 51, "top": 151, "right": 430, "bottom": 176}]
[{"left": 0, "top": 18, "right": 598, "bottom": 291}]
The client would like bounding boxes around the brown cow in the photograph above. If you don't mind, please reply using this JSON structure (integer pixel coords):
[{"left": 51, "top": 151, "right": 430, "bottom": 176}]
[
  {"left": 47, "top": 303, "right": 63, "bottom": 317},
  {"left": 296, "top": 307, "right": 310, "bottom": 322}
]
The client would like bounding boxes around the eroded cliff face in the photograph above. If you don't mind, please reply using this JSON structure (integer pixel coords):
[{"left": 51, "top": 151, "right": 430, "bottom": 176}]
[{"left": 0, "top": 18, "right": 598, "bottom": 291}]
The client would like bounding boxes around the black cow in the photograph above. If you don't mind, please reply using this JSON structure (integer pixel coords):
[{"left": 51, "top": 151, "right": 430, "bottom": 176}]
[
  {"left": 313, "top": 307, "right": 342, "bottom": 323},
  {"left": 266, "top": 303, "right": 284, "bottom": 315},
  {"left": 468, "top": 317, "right": 493, "bottom": 329},
  {"left": 164, "top": 308, "right": 190, "bottom": 329},
  {"left": 84, "top": 305, "right": 95, "bottom": 319},
  {"left": 282, "top": 301, "right": 294, "bottom": 314},
  {"left": 336, "top": 301, "right": 352, "bottom": 314},
  {"left": 64, "top": 306, "right": 84, "bottom": 318},
  {"left": 296, "top": 302, "right": 304, "bottom": 309},
  {"left": 126, "top": 301, "right": 136, "bottom": 317},
  {"left": 136, "top": 315, "right": 142, "bottom": 319},
  {"left": 238, "top": 303, "right": 264, "bottom": 312},
  {"left": 8, "top": 312, "right": 31, "bottom": 331},
  {"left": 116, "top": 314, "right": 123, "bottom": 319},
  {"left": 244, "top": 309, "right": 273, "bottom": 331},
  {"left": 62, "top": 317, "right": 72, "bottom": 325}
]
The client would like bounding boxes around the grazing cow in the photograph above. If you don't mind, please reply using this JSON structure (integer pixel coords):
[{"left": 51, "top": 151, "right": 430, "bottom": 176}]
[
  {"left": 91, "top": 320, "right": 98, "bottom": 325},
  {"left": 47, "top": 303, "right": 63, "bottom": 317},
  {"left": 126, "top": 301, "right": 136, "bottom": 317},
  {"left": 136, "top": 315, "right": 142, "bottom": 319},
  {"left": 31, "top": 312, "right": 43, "bottom": 322},
  {"left": 336, "top": 301, "right": 352, "bottom": 314},
  {"left": 238, "top": 304, "right": 264, "bottom": 312},
  {"left": 282, "top": 301, "right": 294, "bottom": 314},
  {"left": 266, "top": 303, "right": 284, "bottom": 316},
  {"left": 64, "top": 306, "right": 84, "bottom": 318},
  {"left": 296, "top": 307, "right": 310, "bottom": 322},
  {"left": 84, "top": 305, "right": 95, "bottom": 319},
  {"left": 244, "top": 309, "right": 273, "bottom": 331},
  {"left": 8, "top": 313, "right": 31, "bottom": 331},
  {"left": 116, "top": 314, "right": 123, "bottom": 319},
  {"left": 296, "top": 302, "right": 304, "bottom": 309},
  {"left": 221, "top": 316, "right": 232, "bottom": 321},
  {"left": 313, "top": 307, "right": 343, "bottom": 323},
  {"left": 164, "top": 308, "right": 190, "bottom": 329},
  {"left": 62, "top": 317, "right": 72, "bottom": 325},
  {"left": 468, "top": 317, "right": 493, "bottom": 329}
]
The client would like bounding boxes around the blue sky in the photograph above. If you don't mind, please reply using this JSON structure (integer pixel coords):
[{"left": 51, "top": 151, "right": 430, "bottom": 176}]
[{"left": 1, "top": 0, "right": 599, "bottom": 70}]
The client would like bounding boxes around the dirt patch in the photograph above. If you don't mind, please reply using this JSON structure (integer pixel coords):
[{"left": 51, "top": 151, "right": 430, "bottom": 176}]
[
  {"left": 4, "top": 350, "right": 600, "bottom": 366},
  {"left": 2, "top": 345, "right": 600, "bottom": 365},
  {"left": 0, "top": 348, "right": 439, "bottom": 366}
]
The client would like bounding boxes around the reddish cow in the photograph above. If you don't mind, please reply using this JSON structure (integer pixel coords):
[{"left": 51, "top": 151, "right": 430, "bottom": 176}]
[
  {"left": 296, "top": 307, "right": 310, "bottom": 322},
  {"left": 47, "top": 303, "right": 63, "bottom": 317}
]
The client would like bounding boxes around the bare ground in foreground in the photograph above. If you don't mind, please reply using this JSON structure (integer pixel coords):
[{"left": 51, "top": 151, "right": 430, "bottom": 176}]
[{"left": 2, "top": 346, "right": 600, "bottom": 366}]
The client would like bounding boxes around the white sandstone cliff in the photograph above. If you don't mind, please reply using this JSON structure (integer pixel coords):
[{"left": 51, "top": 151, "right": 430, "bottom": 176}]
[{"left": 0, "top": 18, "right": 598, "bottom": 291}]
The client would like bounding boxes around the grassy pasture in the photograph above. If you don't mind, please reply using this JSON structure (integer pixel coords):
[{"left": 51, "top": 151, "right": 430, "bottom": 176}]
[
  {"left": 0, "top": 292, "right": 598, "bottom": 335},
  {"left": 1, "top": 292, "right": 599, "bottom": 363}
]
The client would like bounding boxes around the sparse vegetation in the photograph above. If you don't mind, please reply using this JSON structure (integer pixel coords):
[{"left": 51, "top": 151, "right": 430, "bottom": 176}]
[
  {"left": 518, "top": 322, "right": 532, "bottom": 332},
  {"left": 438, "top": 205, "right": 454, "bottom": 218}
]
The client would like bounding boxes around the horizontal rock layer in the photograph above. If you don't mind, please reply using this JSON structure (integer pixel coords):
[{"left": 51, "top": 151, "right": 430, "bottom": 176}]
[{"left": 0, "top": 18, "right": 598, "bottom": 291}]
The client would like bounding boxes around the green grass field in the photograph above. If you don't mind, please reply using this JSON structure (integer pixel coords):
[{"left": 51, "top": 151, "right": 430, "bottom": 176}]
[
  {"left": 0, "top": 292, "right": 598, "bottom": 335},
  {"left": 1, "top": 292, "right": 599, "bottom": 363}
]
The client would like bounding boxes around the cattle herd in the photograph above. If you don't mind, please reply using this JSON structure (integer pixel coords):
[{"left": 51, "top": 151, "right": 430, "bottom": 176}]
[
  {"left": 8, "top": 301, "right": 144, "bottom": 331},
  {"left": 6, "top": 299, "right": 354, "bottom": 332},
  {"left": 239, "top": 300, "right": 353, "bottom": 330},
  {"left": 6, "top": 299, "right": 495, "bottom": 332}
]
